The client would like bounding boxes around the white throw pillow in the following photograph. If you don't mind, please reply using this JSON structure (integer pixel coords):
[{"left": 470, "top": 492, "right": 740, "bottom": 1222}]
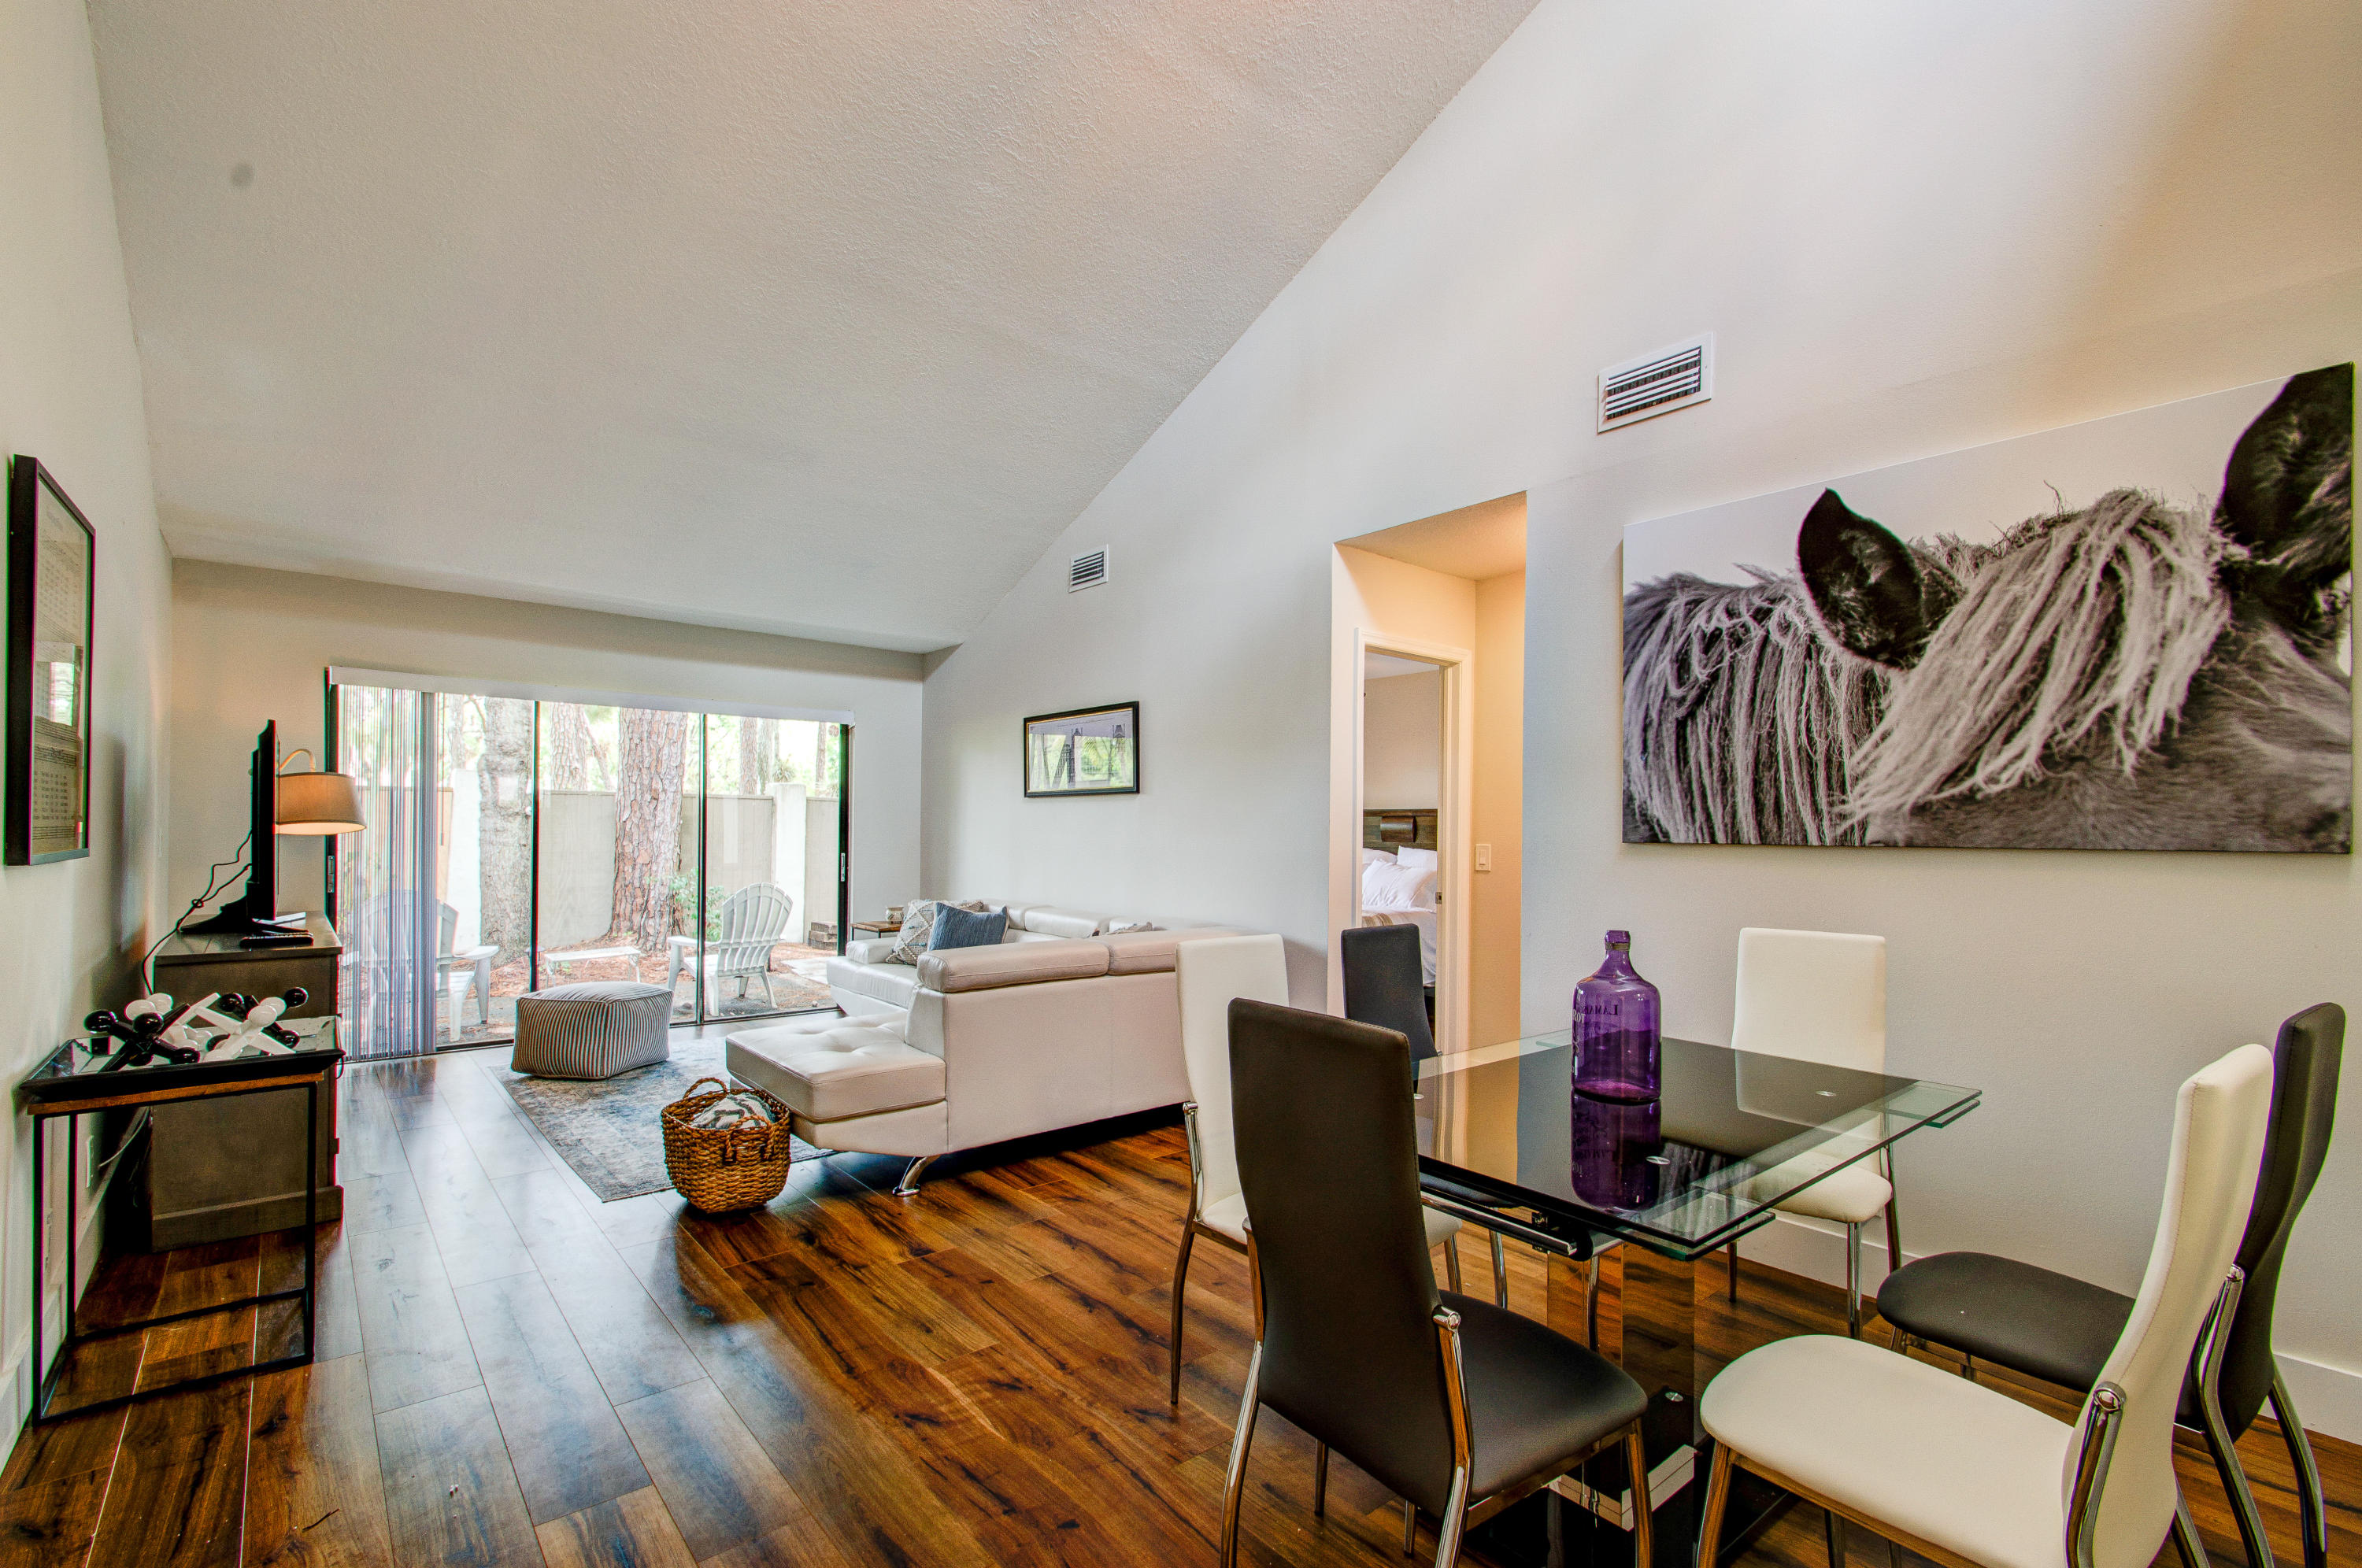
[
  {"left": 1362, "top": 859, "right": 1437, "bottom": 910},
  {"left": 1394, "top": 845, "right": 1438, "bottom": 871},
  {"left": 1359, "top": 846, "right": 1396, "bottom": 869}
]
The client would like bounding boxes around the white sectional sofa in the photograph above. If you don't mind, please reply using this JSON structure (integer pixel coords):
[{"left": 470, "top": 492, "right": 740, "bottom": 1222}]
[{"left": 724, "top": 902, "right": 1246, "bottom": 1193}]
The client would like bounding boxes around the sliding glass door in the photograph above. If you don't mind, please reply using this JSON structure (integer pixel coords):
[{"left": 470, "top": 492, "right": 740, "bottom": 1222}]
[
  {"left": 534, "top": 701, "right": 704, "bottom": 1018},
  {"left": 333, "top": 679, "right": 850, "bottom": 1059},
  {"left": 435, "top": 693, "right": 535, "bottom": 1048},
  {"left": 693, "top": 716, "right": 846, "bottom": 1021}
]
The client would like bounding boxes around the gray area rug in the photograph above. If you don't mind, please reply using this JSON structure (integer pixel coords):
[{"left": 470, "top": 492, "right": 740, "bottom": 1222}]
[{"left": 499, "top": 1038, "right": 827, "bottom": 1202}]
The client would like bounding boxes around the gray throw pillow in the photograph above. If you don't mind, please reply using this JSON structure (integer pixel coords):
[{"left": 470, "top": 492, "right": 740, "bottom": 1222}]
[
  {"left": 927, "top": 904, "right": 1008, "bottom": 952},
  {"left": 888, "top": 899, "right": 987, "bottom": 963}
]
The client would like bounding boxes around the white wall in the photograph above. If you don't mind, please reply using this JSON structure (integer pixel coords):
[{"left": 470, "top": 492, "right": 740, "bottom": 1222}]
[
  {"left": 924, "top": 0, "right": 2362, "bottom": 1432},
  {"left": 1363, "top": 671, "right": 1442, "bottom": 808},
  {"left": 169, "top": 561, "right": 923, "bottom": 943},
  {"left": 0, "top": 0, "right": 176, "bottom": 1432}
]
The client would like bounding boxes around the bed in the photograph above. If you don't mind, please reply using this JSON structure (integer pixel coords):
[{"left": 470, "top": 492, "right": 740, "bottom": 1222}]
[{"left": 1360, "top": 808, "right": 1439, "bottom": 983}]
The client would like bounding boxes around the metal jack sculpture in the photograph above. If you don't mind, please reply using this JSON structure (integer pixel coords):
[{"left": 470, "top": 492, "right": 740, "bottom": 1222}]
[{"left": 84, "top": 986, "right": 309, "bottom": 1070}]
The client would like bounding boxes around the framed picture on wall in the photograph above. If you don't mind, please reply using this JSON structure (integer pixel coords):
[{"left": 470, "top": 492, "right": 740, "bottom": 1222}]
[
  {"left": 1620, "top": 363, "right": 2353, "bottom": 852},
  {"left": 1024, "top": 702, "right": 1139, "bottom": 797},
  {"left": 7, "top": 457, "right": 95, "bottom": 864}
]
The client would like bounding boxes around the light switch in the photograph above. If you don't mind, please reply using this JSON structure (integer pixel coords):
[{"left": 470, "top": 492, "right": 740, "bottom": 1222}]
[{"left": 1475, "top": 843, "right": 1493, "bottom": 871}]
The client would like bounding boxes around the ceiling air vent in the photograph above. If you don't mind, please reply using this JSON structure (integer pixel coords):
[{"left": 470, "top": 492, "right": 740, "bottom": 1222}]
[
  {"left": 1597, "top": 332, "right": 1714, "bottom": 432},
  {"left": 1069, "top": 549, "right": 1108, "bottom": 592}
]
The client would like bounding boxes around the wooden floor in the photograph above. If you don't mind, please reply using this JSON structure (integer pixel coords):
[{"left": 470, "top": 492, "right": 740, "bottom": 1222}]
[{"left": 2, "top": 1047, "right": 2354, "bottom": 1567}]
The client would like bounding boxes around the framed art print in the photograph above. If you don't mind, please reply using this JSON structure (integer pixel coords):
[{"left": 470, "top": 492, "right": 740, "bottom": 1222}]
[
  {"left": 1620, "top": 364, "right": 2352, "bottom": 852},
  {"left": 8, "top": 457, "right": 94, "bottom": 864},
  {"left": 1024, "top": 702, "right": 1138, "bottom": 797}
]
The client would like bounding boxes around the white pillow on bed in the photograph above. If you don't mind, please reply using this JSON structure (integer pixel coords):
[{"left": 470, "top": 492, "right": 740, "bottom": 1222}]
[
  {"left": 1362, "top": 859, "right": 1437, "bottom": 910},
  {"left": 1360, "top": 846, "right": 1395, "bottom": 869},
  {"left": 1394, "top": 845, "right": 1438, "bottom": 871}
]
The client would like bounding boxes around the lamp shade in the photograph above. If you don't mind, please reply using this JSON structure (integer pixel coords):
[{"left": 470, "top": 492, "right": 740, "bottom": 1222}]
[{"left": 275, "top": 770, "right": 366, "bottom": 834}]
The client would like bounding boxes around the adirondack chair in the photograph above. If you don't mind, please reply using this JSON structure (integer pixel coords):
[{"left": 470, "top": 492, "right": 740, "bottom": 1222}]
[{"left": 665, "top": 882, "right": 796, "bottom": 1008}]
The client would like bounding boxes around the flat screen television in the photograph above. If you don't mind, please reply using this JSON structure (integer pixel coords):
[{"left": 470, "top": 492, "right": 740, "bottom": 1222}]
[{"left": 182, "top": 720, "right": 302, "bottom": 941}]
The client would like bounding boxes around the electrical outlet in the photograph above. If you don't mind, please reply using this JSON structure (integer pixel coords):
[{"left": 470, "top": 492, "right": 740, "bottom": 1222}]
[{"left": 1475, "top": 843, "right": 1493, "bottom": 872}]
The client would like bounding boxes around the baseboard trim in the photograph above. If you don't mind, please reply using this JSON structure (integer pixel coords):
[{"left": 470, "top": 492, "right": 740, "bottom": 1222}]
[{"left": 1734, "top": 1212, "right": 2362, "bottom": 1444}]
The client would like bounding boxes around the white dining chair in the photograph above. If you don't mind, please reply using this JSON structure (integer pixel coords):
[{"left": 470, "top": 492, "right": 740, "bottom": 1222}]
[
  {"left": 1167, "top": 934, "right": 1474, "bottom": 1406},
  {"left": 1696, "top": 1041, "right": 2273, "bottom": 1568},
  {"left": 1727, "top": 927, "right": 1894, "bottom": 1333}
]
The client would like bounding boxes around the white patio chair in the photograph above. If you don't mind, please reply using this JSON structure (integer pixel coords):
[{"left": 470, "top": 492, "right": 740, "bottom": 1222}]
[
  {"left": 436, "top": 902, "right": 499, "bottom": 1039},
  {"left": 665, "top": 882, "right": 796, "bottom": 1009}
]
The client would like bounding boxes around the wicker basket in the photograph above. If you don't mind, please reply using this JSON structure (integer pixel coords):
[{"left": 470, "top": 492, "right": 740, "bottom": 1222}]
[{"left": 661, "top": 1077, "right": 794, "bottom": 1213}]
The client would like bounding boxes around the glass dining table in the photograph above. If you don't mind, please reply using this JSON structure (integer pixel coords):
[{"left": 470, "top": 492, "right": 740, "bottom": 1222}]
[{"left": 1415, "top": 1030, "right": 1979, "bottom": 1566}]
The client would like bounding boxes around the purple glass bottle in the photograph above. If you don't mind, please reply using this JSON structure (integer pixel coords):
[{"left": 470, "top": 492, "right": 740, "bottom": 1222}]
[{"left": 1572, "top": 929, "right": 1661, "bottom": 1102}]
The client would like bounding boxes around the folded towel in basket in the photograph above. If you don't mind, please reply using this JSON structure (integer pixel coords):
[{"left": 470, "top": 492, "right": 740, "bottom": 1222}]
[{"left": 689, "top": 1092, "right": 776, "bottom": 1130}]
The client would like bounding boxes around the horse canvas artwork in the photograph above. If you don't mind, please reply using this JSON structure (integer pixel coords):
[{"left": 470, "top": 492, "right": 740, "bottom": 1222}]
[{"left": 1622, "top": 364, "right": 2353, "bottom": 851}]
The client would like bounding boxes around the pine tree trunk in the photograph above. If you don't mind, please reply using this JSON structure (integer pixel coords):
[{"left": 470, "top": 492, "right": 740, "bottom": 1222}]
[
  {"left": 478, "top": 698, "right": 535, "bottom": 966},
  {"left": 610, "top": 708, "right": 688, "bottom": 953},
  {"left": 549, "top": 703, "right": 591, "bottom": 790},
  {"left": 739, "top": 717, "right": 766, "bottom": 795}
]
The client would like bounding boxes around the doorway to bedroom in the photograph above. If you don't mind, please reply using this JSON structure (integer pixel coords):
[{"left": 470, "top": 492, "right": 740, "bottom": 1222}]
[
  {"left": 1333, "top": 493, "right": 1525, "bottom": 1057},
  {"left": 1360, "top": 650, "right": 1446, "bottom": 1030}
]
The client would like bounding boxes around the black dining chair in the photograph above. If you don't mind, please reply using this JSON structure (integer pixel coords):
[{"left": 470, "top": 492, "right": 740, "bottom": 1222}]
[
  {"left": 1340, "top": 922, "right": 1435, "bottom": 1060},
  {"left": 1342, "top": 923, "right": 1512, "bottom": 1307},
  {"left": 1877, "top": 1002, "right": 2342, "bottom": 1568},
  {"left": 1219, "top": 999, "right": 1653, "bottom": 1568}
]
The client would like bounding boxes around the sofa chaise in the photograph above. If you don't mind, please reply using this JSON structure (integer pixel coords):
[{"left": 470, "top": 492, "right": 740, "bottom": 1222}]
[{"left": 723, "top": 903, "right": 1246, "bottom": 1193}]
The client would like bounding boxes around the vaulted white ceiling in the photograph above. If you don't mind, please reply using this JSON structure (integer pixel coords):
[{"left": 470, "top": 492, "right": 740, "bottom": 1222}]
[{"left": 89, "top": 1, "right": 1535, "bottom": 652}]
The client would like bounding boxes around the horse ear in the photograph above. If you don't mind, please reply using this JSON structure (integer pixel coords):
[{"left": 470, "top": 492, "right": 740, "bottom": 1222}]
[
  {"left": 1798, "top": 490, "right": 1952, "bottom": 668},
  {"left": 2216, "top": 364, "right": 2353, "bottom": 594}
]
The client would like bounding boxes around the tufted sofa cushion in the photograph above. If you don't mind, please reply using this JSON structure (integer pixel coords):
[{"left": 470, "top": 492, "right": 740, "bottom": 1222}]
[{"left": 725, "top": 1016, "right": 946, "bottom": 1122}]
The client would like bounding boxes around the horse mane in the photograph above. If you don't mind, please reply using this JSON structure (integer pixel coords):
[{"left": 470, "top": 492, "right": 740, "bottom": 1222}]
[
  {"left": 1843, "top": 489, "right": 2232, "bottom": 823},
  {"left": 1623, "top": 569, "right": 1886, "bottom": 844}
]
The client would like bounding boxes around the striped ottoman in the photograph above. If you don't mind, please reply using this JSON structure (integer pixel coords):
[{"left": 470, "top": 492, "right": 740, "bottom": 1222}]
[{"left": 511, "top": 981, "right": 672, "bottom": 1079}]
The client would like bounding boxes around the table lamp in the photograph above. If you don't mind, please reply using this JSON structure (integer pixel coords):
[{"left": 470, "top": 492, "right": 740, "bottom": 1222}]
[{"left": 272, "top": 749, "right": 365, "bottom": 834}]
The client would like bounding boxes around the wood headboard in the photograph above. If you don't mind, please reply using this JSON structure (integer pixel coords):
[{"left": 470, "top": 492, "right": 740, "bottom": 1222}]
[{"left": 1362, "top": 808, "right": 1438, "bottom": 852}]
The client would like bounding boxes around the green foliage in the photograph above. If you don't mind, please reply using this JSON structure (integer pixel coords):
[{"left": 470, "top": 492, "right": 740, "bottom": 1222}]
[{"left": 667, "top": 874, "right": 729, "bottom": 937}]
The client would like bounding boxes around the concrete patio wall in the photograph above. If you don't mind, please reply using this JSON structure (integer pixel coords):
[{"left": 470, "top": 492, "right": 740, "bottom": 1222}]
[{"left": 526, "top": 788, "right": 836, "bottom": 952}]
